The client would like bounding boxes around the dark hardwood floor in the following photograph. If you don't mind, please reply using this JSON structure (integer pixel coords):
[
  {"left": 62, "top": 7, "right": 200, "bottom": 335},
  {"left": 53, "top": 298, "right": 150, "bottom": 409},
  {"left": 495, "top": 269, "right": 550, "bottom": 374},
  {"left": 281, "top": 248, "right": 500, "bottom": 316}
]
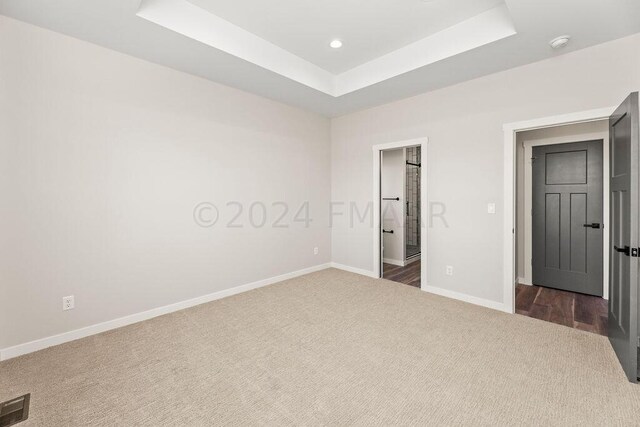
[
  {"left": 383, "top": 261, "right": 420, "bottom": 288},
  {"left": 515, "top": 284, "right": 608, "bottom": 336}
]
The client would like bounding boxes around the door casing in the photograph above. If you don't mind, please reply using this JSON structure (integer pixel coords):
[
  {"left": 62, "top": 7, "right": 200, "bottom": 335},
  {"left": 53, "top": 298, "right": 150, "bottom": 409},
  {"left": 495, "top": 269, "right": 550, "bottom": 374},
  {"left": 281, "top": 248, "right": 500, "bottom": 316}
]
[
  {"left": 503, "top": 107, "right": 616, "bottom": 314},
  {"left": 372, "top": 137, "right": 428, "bottom": 288}
]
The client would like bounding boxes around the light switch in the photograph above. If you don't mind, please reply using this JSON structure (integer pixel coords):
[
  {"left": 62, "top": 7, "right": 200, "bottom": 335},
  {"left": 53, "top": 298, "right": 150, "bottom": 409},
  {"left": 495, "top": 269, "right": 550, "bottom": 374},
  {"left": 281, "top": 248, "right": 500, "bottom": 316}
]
[{"left": 487, "top": 203, "right": 496, "bottom": 214}]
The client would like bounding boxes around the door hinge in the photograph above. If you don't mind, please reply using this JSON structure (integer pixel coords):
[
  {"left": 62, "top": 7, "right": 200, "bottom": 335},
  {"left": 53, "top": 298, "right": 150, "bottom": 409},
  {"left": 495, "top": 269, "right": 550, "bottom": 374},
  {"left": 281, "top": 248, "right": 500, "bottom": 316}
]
[{"left": 632, "top": 248, "right": 639, "bottom": 258}]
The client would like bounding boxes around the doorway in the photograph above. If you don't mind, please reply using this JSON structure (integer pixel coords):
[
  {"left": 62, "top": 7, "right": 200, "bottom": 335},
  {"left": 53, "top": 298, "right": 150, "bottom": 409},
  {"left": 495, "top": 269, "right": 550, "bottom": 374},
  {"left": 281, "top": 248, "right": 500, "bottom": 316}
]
[
  {"left": 514, "top": 121, "right": 609, "bottom": 334},
  {"left": 379, "top": 146, "right": 422, "bottom": 288},
  {"left": 372, "top": 138, "right": 427, "bottom": 290},
  {"left": 505, "top": 96, "right": 640, "bottom": 383},
  {"left": 532, "top": 140, "right": 604, "bottom": 296}
]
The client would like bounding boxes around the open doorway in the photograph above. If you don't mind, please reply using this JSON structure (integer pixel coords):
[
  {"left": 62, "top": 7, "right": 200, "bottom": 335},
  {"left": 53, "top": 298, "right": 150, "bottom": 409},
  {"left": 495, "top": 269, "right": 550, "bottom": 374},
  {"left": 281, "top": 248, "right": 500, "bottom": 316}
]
[
  {"left": 514, "top": 120, "right": 609, "bottom": 335},
  {"left": 505, "top": 95, "right": 640, "bottom": 383},
  {"left": 372, "top": 138, "right": 427, "bottom": 290},
  {"left": 380, "top": 147, "right": 421, "bottom": 288}
]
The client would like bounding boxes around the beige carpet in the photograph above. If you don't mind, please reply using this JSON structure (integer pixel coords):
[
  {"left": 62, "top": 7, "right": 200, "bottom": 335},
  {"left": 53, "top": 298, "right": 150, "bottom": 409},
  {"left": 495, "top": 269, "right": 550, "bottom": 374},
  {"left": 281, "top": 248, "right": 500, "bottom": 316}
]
[{"left": 1, "top": 268, "right": 639, "bottom": 425}]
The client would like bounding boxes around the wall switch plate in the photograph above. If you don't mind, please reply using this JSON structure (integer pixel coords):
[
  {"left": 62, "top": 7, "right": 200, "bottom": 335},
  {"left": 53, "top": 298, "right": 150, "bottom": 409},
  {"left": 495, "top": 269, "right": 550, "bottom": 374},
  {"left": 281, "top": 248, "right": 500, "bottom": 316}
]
[
  {"left": 62, "top": 295, "right": 75, "bottom": 311},
  {"left": 446, "top": 266, "right": 453, "bottom": 276},
  {"left": 487, "top": 203, "right": 496, "bottom": 214},
  {"left": 313, "top": 247, "right": 319, "bottom": 255}
]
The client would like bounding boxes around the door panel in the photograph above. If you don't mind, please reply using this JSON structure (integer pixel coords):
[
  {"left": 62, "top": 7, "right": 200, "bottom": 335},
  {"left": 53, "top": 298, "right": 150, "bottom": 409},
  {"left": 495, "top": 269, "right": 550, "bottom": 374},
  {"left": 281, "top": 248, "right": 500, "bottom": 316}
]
[
  {"left": 532, "top": 140, "right": 603, "bottom": 296},
  {"left": 608, "top": 92, "right": 639, "bottom": 383},
  {"left": 546, "top": 150, "right": 587, "bottom": 184},
  {"left": 545, "top": 193, "right": 561, "bottom": 269},
  {"left": 570, "top": 193, "right": 587, "bottom": 273}
]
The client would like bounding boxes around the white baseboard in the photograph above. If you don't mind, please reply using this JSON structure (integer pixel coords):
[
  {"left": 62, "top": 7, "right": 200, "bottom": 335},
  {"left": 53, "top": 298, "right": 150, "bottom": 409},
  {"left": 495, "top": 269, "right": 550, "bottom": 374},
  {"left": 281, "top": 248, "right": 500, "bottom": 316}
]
[
  {"left": 382, "top": 258, "right": 405, "bottom": 267},
  {"left": 329, "top": 263, "right": 507, "bottom": 314},
  {"left": 1, "top": 262, "right": 511, "bottom": 360},
  {"left": 422, "top": 285, "right": 508, "bottom": 313},
  {"left": 0, "top": 263, "right": 332, "bottom": 361},
  {"left": 330, "top": 262, "right": 378, "bottom": 278}
]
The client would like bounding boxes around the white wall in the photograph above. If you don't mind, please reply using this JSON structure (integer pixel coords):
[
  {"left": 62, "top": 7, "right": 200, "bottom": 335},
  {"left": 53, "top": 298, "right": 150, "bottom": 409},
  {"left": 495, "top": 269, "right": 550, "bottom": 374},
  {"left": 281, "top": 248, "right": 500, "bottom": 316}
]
[
  {"left": 516, "top": 121, "right": 609, "bottom": 294},
  {"left": 381, "top": 148, "right": 405, "bottom": 265},
  {"left": 2, "top": 14, "right": 640, "bottom": 352},
  {"left": 0, "top": 16, "right": 331, "bottom": 350},
  {"left": 331, "top": 33, "right": 640, "bottom": 306}
]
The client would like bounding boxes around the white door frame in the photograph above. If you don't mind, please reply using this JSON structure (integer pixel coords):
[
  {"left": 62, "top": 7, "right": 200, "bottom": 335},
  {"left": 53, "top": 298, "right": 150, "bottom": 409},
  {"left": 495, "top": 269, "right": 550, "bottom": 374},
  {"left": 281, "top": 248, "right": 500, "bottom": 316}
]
[
  {"left": 373, "top": 137, "right": 428, "bottom": 288},
  {"left": 503, "top": 107, "right": 615, "bottom": 314}
]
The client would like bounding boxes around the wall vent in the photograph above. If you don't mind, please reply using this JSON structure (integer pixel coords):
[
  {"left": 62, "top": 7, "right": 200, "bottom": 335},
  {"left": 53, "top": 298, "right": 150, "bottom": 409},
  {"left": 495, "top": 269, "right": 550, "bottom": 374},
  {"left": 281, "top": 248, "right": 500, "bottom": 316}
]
[{"left": 0, "top": 394, "right": 30, "bottom": 427}]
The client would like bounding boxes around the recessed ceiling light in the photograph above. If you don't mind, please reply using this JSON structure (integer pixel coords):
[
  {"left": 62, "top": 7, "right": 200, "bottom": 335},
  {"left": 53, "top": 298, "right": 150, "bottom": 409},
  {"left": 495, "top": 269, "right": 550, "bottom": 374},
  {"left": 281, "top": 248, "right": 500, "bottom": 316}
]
[
  {"left": 549, "top": 35, "right": 571, "bottom": 49},
  {"left": 330, "top": 40, "right": 343, "bottom": 49}
]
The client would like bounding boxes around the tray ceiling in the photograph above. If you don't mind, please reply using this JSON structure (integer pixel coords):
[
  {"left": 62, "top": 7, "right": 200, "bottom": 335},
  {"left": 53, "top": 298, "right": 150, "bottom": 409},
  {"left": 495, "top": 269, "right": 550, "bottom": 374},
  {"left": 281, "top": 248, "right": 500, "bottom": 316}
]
[{"left": 1, "top": 0, "right": 639, "bottom": 116}]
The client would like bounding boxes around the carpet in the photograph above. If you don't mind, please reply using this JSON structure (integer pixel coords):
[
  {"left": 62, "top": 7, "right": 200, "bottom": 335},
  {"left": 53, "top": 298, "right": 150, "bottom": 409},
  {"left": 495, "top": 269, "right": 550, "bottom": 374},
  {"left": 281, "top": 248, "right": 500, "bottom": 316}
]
[{"left": 1, "top": 268, "right": 639, "bottom": 425}]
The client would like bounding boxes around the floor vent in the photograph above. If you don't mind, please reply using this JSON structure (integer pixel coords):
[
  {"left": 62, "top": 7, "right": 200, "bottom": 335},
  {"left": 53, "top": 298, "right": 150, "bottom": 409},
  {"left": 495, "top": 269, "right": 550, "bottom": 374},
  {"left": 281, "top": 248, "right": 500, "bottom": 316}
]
[{"left": 0, "top": 394, "right": 30, "bottom": 427}]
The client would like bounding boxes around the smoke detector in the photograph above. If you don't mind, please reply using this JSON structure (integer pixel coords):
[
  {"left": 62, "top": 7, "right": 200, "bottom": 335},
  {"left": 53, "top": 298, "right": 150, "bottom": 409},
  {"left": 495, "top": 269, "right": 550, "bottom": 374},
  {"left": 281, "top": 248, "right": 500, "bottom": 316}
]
[{"left": 549, "top": 35, "right": 571, "bottom": 49}]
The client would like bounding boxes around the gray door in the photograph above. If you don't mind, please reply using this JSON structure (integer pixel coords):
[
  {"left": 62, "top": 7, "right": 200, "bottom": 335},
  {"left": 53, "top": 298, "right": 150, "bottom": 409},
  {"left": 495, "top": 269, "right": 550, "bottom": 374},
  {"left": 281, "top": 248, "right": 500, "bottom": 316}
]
[
  {"left": 532, "top": 140, "right": 603, "bottom": 296},
  {"left": 609, "top": 92, "right": 639, "bottom": 383}
]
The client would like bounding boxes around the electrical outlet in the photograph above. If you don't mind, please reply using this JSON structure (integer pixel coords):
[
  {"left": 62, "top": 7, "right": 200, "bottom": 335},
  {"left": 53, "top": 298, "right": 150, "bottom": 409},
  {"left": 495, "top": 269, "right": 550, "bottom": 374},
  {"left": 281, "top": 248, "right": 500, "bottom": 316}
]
[
  {"left": 487, "top": 203, "right": 496, "bottom": 214},
  {"left": 62, "top": 295, "right": 75, "bottom": 311},
  {"left": 446, "top": 266, "right": 453, "bottom": 276},
  {"left": 313, "top": 247, "right": 319, "bottom": 255}
]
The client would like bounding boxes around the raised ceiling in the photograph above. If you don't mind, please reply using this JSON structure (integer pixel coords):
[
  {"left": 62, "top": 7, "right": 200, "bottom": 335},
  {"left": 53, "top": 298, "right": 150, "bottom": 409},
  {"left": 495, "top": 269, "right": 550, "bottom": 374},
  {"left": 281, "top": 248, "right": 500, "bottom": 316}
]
[
  {"left": 136, "top": 0, "right": 516, "bottom": 96},
  {"left": 187, "top": 0, "right": 505, "bottom": 73},
  {"left": 1, "top": 0, "right": 640, "bottom": 117}
]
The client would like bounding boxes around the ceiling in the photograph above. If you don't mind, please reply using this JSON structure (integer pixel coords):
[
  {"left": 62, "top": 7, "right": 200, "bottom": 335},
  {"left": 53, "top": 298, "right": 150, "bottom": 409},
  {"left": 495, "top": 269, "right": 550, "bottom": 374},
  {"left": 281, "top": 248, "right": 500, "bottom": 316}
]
[
  {"left": 1, "top": 0, "right": 639, "bottom": 117},
  {"left": 187, "top": 0, "right": 505, "bottom": 74},
  {"left": 136, "top": 0, "right": 516, "bottom": 97}
]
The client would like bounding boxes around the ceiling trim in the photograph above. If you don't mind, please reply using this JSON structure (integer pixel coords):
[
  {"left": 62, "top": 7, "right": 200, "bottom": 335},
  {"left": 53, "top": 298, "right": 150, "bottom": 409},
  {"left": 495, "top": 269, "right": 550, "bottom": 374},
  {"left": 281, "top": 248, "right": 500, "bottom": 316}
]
[
  {"left": 335, "top": 5, "right": 516, "bottom": 95},
  {"left": 137, "top": 0, "right": 335, "bottom": 94},
  {"left": 137, "top": 0, "right": 517, "bottom": 97}
]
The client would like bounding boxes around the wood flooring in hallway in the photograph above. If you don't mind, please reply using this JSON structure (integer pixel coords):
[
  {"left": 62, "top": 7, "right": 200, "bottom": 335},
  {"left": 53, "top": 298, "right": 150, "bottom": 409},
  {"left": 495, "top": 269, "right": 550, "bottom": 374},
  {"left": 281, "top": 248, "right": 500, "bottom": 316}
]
[
  {"left": 515, "top": 284, "right": 608, "bottom": 336},
  {"left": 383, "top": 261, "right": 420, "bottom": 288}
]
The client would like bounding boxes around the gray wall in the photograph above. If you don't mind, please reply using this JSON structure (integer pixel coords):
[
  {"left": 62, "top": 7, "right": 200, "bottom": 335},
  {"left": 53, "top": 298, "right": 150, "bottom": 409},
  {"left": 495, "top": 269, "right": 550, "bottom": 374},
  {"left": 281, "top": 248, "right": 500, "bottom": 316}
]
[
  {"left": 331, "top": 33, "right": 640, "bottom": 305},
  {"left": 0, "top": 16, "right": 332, "bottom": 349}
]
